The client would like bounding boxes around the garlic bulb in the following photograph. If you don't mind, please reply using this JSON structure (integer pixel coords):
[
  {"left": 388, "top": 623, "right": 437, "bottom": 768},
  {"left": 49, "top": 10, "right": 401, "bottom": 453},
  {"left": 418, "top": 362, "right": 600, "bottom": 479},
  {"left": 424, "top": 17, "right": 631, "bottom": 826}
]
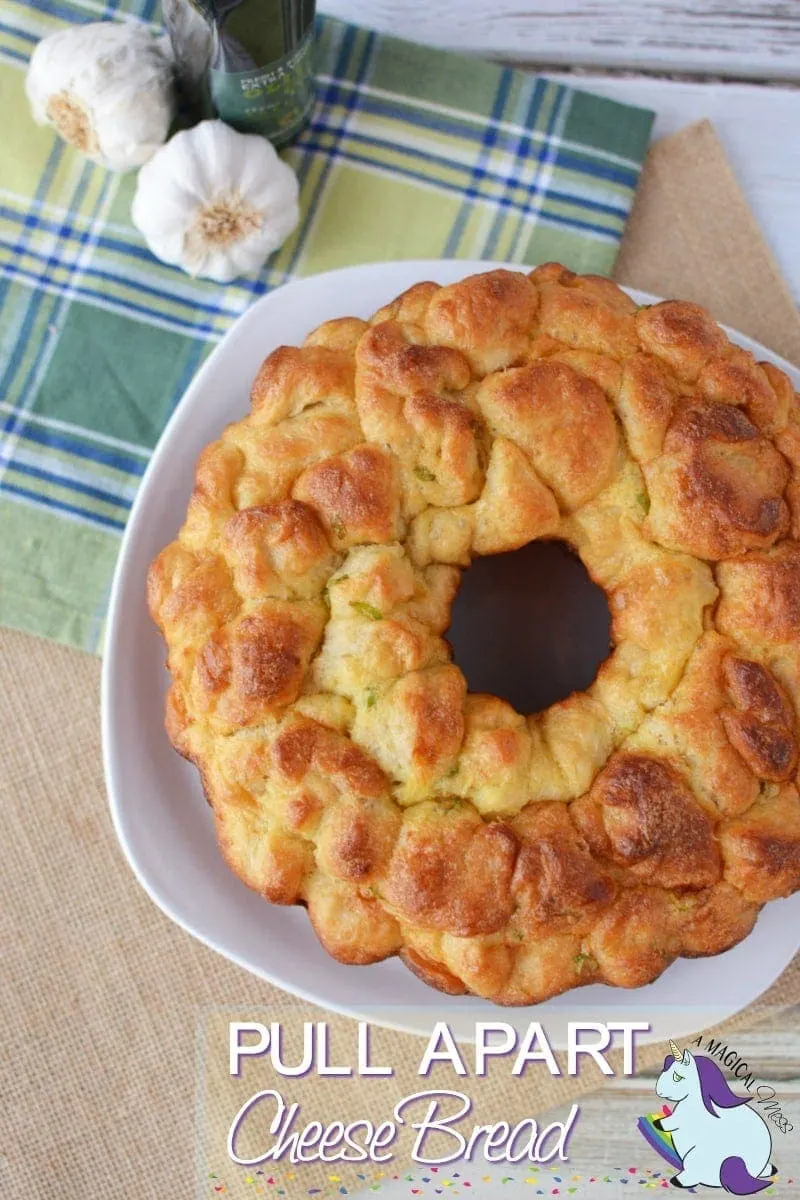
[
  {"left": 26, "top": 22, "right": 174, "bottom": 172},
  {"left": 131, "top": 120, "right": 300, "bottom": 283}
]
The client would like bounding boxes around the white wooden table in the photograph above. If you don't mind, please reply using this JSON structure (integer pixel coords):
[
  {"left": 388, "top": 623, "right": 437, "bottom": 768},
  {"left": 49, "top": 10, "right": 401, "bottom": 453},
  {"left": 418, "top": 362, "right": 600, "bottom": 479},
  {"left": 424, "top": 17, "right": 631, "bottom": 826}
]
[
  {"left": 321, "top": 1, "right": 800, "bottom": 305},
  {"left": 321, "top": 0, "right": 800, "bottom": 79}
]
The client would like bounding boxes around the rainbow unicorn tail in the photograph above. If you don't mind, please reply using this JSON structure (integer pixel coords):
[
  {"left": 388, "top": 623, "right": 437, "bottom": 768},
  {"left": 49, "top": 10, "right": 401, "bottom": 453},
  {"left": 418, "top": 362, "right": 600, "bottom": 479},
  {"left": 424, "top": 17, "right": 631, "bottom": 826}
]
[
  {"left": 719, "top": 1156, "right": 772, "bottom": 1195},
  {"left": 636, "top": 1111, "right": 682, "bottom": 1171}
]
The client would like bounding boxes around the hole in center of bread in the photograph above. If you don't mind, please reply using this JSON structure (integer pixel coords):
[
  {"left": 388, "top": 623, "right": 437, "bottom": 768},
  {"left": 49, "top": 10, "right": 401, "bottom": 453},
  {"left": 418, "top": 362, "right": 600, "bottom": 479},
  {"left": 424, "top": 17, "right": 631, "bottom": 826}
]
[{"left": 447, "top": 539, "right": 612, "bottom": 715}]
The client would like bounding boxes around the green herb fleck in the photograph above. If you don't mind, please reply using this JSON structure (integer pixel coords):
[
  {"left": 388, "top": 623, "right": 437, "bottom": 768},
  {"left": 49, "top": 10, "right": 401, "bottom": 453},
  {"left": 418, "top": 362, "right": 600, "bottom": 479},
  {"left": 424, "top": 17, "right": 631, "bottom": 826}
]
[
  {"left": 414, "top": 465, "right": 437, "bottom": 483},
  {"left": 365, "top": 691, "right": 378, "bottom": 710},
  {"left": 350, "top": 600, "right": 383, "bottom": 621},
  {"left": 574, "top": 952, "right": 597, "bottom": 974},
  {"left": 445, "top": 763, "right": 459, "bottom": 779},
  {"left": 637, "top": 491, "right": 650, "bottom": 514},
  {"left": 331, "top": 574, "right": 349, "bottom": 584}
]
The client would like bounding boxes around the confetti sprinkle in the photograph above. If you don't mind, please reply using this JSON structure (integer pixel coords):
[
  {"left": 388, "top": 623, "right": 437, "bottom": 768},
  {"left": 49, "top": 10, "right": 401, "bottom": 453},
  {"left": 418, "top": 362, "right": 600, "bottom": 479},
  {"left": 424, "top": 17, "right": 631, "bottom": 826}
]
[{"left": 206, "top": 1158, "right": 746, "bottom": 1196}]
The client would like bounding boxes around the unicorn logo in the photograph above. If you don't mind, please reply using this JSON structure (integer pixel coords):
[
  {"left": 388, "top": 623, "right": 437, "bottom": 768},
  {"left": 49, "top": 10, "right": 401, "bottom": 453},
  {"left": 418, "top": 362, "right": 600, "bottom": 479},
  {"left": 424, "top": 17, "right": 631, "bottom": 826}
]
[{"left": 637, "top": 1039, "right": 778, "bottom": 1192}]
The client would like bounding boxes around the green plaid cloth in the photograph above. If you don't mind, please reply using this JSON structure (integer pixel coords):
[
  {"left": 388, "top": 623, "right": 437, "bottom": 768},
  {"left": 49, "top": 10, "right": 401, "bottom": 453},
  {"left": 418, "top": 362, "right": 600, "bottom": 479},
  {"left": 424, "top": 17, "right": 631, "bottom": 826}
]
[{"left": 0, "top": 1, "right": 654, "bottom": 652}]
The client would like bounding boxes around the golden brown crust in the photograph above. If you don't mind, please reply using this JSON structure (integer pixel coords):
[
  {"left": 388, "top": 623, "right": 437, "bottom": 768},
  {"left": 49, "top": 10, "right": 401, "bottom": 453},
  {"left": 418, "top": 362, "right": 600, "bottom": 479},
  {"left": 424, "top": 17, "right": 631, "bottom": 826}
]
[
  {"left": 572, "top": 753, "right": 721, "bottom": 889},
  {"left": 719, "top": 654, "right": 798, "bottom": 782},
  {"left": 510, "top": 802, "right": 615, "bottom": 935},
  {"left": 636, "top": 300, "right": 728, "bottom": 383},
  {"left": 293, "top": 443, "right": 403, "bottom": 547},
  {"left": 250, "top": 343, "right": 356, "bottom": 424},
  {"left": 476, "top": 360, "right": 618, "bottom": 511},
  {"left": 223, "top": 499, "right": 339, "bottom": 600},
  {"left": 382, "top": 801, "right": 517, "bottom": 937},
  {"left": 644, "top": 399, "right": 790, "bottom": 560},
  {"left": 191, "top": 602, "right": 326, "bottom": 732},
  {"left": 400, "top": 946, "right": 468, "bottom": 995},
  {"left": 271, "top": 717, "right": 389, "bottom": 798},
  {"left": 588, "top": 887, "right": 683, "bottom": 988},
  {"left": 717, "top": 539, "right": 800, "bottom": 648},
  {"left": 675, "top": 883, "right": 759, "bottom": 959},
  {"left": 720, "top": 785, "right": 800, "bottom": 903},
  {"left": 426, "top": 268, "right": 540, "bottom": 373},
  {"left": 149, "top": 264, "right": 800, "bottom": 1005}
]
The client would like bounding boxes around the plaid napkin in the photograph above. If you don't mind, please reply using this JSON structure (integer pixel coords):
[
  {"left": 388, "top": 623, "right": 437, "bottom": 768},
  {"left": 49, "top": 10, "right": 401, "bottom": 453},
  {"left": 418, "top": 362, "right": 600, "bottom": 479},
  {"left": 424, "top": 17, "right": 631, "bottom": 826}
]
[{"left": 0, "top": 1, "right": 654, "bottom": 652}]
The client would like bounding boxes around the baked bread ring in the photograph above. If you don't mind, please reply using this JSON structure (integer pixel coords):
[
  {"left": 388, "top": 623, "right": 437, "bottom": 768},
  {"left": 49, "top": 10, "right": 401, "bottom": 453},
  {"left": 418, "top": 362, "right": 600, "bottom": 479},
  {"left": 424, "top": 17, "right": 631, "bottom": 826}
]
[{"left": 148, "top": 264, "right": 800, "bottom": 1004}]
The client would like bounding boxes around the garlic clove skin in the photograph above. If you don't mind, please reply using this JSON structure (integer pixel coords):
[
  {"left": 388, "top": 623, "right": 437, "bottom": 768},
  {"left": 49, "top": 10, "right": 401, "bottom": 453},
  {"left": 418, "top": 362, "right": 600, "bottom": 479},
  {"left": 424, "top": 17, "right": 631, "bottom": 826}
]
[
  {"left": 25, "top": 22, "right": 174, "bottom": 173},
  {"left": 131, "top": 120, "right": 301, "bottom": 284}
]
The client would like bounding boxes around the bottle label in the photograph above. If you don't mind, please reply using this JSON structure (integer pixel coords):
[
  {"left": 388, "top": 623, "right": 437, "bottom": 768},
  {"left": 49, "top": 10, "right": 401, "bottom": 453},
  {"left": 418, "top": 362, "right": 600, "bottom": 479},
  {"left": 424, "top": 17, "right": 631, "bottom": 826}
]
[{"left": 209, "top": 28, "right": 315, "bottom": 143}]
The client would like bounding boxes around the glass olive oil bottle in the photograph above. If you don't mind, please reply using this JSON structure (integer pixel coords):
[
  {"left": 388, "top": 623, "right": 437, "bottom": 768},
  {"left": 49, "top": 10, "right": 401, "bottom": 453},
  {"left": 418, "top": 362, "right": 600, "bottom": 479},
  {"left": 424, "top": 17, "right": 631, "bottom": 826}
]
[{"left": 164, "top": 0, "right": 316, "bottom": 146}]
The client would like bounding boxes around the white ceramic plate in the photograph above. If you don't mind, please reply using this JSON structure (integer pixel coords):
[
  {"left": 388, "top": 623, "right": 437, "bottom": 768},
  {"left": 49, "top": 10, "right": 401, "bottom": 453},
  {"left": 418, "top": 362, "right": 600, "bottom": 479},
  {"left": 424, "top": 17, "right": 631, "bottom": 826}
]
[{"left": 102, "top": 260, "right": 800, "bottom": 1046}]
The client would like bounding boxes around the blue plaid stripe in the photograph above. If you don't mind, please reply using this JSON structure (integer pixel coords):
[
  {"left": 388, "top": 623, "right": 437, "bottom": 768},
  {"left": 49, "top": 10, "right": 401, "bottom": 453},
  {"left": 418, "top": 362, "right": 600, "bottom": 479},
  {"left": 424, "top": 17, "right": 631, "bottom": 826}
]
[{"left": 443, "top": 65, "right": 515, "bottom": 257}]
